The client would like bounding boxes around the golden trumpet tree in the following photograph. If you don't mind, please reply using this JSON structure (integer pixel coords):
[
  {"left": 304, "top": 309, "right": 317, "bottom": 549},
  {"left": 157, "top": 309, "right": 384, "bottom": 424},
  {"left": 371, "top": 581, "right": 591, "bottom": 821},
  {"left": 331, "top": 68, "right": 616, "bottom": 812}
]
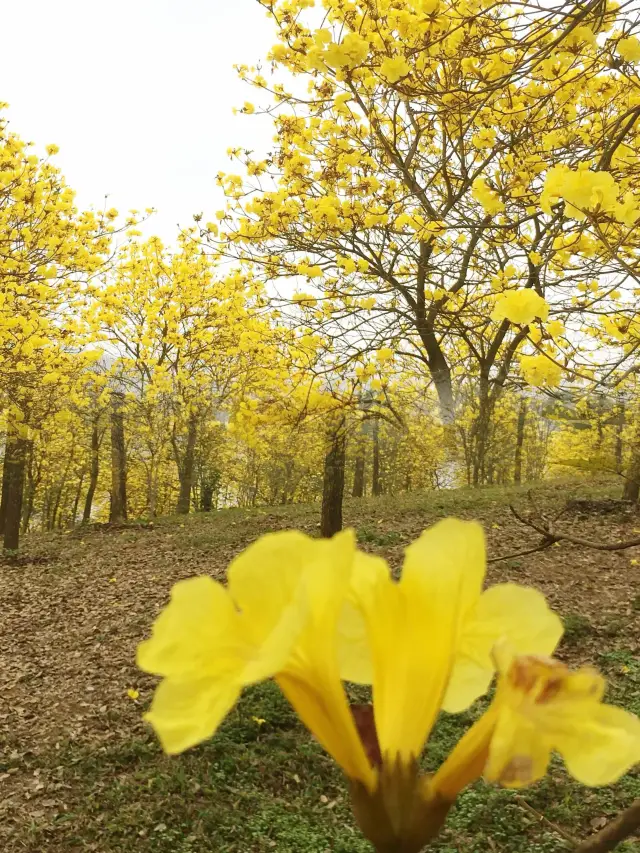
[
  {"left": 210, "top": 0, "right": 640, "bottom": 484},
  {"left": 87, "top": 232, "right": 290, "bottom": 515},
  {"left": 0, "top": 107, "right": 123, "bottom": 549}
]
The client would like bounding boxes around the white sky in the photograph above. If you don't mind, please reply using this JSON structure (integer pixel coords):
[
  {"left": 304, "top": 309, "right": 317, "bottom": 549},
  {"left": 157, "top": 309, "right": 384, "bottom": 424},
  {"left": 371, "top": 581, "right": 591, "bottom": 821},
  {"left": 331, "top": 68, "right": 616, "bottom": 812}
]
[{"left": 0, "top": 0, "right": 275, "bottom": 242}]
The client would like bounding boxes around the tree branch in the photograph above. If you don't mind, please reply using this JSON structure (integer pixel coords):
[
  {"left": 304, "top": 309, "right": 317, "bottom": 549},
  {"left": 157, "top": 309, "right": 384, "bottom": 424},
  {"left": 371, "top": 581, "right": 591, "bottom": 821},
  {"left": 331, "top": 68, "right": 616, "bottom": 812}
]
[
  {"left": 573, "top": 798, "right": 640, "bottom": 853},
  {"left": 510, "top": 504, "right": 640, "bottom": 552}
]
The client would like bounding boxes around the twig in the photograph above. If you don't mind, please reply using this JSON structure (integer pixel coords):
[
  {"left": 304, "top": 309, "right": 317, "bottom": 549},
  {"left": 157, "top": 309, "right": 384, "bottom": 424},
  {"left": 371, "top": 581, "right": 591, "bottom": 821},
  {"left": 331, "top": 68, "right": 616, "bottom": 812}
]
[
  {"left": 510, "top": 505, "right": 640, "bottom": 552},
  {"left": 514, "top": 795, "right": 578, "bottom": 847},
  {"left": 488, "top": 538, "right": 556, "bottom": 563},
  {"left": 573, "top": 798, "right": 640, "bottom": 853}
]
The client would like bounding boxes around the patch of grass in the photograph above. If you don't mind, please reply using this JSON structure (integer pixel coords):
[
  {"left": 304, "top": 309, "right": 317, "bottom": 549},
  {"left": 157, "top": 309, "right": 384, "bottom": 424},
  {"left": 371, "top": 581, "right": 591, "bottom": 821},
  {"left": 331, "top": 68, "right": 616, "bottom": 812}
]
[
  {"left": 561, "top": 612, "right": 594, "bottom": 646},
  {"left": 16, "top": 677, "right": 640, "bottom": 853},
  {"left": 357, "top": 526, "right": 403, "bottom": 547}
]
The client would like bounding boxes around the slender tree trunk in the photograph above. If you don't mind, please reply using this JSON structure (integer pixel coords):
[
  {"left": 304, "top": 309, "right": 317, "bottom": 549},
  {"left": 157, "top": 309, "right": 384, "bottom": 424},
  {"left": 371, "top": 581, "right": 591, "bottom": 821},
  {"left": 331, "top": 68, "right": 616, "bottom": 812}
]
[
  {"left": 352, "top": 444, "right": 366, "bottom": 498},
  {"left": 0, "top": 440, "right": 11, "bottom": 536},
  {"left": 615, "top": 404, "right": 625, "bottom": 474},
  {"left": 2, "top": 434, "right": 29, "bottom": 552},
  {"left": 623, "top": 411, "right": 640, "bottom": 502},
  {"left": 473, "top": 376, "right": 491, "bottom": 486},
  {"left": 623, "top": 469, "right": 640, "bottom": 502},
  {"left": 82, "top": 421, "right": 100, "bottom": 523},
  {"left": 514, "top": 399, "right": 528, "bottom": 484},
  {"left": 372, "top": 419, "right": 382, "bottom": 497},
  {"left": 321, "top": 419, "right": 346, "bottom": 538},
  {"left": 110, "top": 393, "right": 128, "bottom": 523},
  {"left": 21, "top": 443, "right": 37, "bottom": 534},
  {"left": 201, "top": 484, "right": 214, "bottom": 512},
  {"left": 70, "top": 470, "right": 85, "bottom": 527},
  {"left": 50, "top": 485, "right": 63, "bottom": 531},
  {"left": 176, "top": 415, "right": 198, "bottom": 515}
]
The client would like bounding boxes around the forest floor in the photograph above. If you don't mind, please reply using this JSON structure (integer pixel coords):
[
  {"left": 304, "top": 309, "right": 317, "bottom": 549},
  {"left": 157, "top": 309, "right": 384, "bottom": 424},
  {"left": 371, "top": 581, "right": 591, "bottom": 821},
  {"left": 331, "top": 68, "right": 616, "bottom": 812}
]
[{"left": 1, "top": 477, "right": 639, "bottom": 853}]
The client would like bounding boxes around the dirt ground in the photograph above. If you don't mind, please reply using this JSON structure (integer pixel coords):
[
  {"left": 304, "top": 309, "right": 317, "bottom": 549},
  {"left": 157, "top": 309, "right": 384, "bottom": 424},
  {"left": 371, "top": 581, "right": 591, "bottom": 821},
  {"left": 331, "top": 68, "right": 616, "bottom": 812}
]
[{"left": 1, "top": 478, "right": 639, "bottom": 853}]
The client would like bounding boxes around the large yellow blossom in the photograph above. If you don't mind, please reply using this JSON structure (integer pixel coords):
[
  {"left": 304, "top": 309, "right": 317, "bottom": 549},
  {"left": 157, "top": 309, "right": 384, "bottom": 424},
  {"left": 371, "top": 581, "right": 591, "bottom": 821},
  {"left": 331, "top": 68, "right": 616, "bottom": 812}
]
[
  {"left": 138, "top": 528, "right": 371, "bottom": 784},
  {"left": 138, "top": 519, "right": 564, "bottom": 852},
  {"left": 519, "top": 352, "right": 563, "bottom": 387},
  {"left": 491, "top": 290, "right": 550, "bottom": 326},
  {"left": 433, "top": 645, "right": 640, "bottom": 799}
]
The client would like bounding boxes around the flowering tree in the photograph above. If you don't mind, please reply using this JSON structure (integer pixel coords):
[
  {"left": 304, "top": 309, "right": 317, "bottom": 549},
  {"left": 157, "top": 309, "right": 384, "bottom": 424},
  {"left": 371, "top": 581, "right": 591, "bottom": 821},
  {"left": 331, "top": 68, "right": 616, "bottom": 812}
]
[{"left": 210, "top": 0, "right": 640, "bottom": 484}]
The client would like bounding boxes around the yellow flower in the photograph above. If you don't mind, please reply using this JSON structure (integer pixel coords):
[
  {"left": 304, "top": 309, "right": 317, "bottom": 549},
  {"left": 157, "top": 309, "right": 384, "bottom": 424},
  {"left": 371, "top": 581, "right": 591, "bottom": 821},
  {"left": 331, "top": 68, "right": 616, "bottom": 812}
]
[
  {"left": 541, "top": 165, "right": 620, "bottom": 219},
  {"left": 380, "top": 56, "right": 411, "bottom": 83},
  {"left": 340, "top": 520, "right": 562, "bottom": 721},
  {"left": 618, "top": 36, "right": 640, "bottom": 63},
  {"left": 492, "top": 290, "right": 550, "bottom": 325},
  {"left": 137, "top": 530, "right": 363, "bottom": 760},
  {"left": 338, "top": 520, "right": 561, "bottom": 850},
  {"left": 137, "top": 522, "right": 562, "bottom": 853},
  {"left": 546, "top": 319, "right": 565, "bottom": 338},
  {"left": 472, "top": 178, "right": 505, "bottom": 215},
  {"left": 433, "top": 647, "right": 640, "bottom": 797},
  {"left": 127, "top": 688, "right": 140, "bottom": 700},
  {"left": 519, "top": 353, "right": 563, "bottom": 387}
]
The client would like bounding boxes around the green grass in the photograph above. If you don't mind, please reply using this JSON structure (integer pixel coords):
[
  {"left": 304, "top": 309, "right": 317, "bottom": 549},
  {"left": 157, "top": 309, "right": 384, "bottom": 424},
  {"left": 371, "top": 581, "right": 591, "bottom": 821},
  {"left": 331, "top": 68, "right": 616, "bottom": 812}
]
[
  {"left": 19, "top": 662, "right": 640, "bottom": 853},
  {"left": 7, "top": 475, "right": 640, "bottom": 853}
]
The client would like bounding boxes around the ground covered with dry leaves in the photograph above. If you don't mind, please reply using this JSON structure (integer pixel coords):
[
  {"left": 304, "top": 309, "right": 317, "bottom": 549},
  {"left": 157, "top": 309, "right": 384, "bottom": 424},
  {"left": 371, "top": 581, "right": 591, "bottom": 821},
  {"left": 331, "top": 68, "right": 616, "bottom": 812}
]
[{"left": 1, "top": 478, "right": 639, "bottom": 853}]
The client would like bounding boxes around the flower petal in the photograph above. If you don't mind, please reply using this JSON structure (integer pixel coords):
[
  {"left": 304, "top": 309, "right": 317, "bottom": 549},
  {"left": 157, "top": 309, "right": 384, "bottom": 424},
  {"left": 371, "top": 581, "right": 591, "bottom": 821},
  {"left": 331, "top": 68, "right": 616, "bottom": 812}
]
[
  {"left": 277, "top": 531, "right": 375, "bottom": 788},
  {"left": 144, "top": 676, "right": 240, "bottom": 754},
  {"left": 484, "top": 705, "right": 552, "bottom": 788},
  {"left": 443, "top": 584, "right": 563, "bottom": 713},
  {"left": 338, "top": 552, "right": 388, "bottom": 685},
  {"left": 228, "top": 530, "right": 332, "bottom": 681},
  {"left": 362, "top": 520, "right": 486, "bottom": 763},
  {"left": 137, "top": 576, "right": 245, "bottom": 679},
  {"left": 403, "top": 519, "right": 486, "bottom": 620},
  {"left": 558, "top": 703, "right": 640, "bottom": 785}
]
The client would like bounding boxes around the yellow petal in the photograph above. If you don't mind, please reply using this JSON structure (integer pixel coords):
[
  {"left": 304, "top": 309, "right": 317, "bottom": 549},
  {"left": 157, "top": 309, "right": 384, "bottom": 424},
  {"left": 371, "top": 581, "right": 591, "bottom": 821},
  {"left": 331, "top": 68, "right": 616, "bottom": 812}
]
[
  {"left": 443, "top": 584, "right": 563, "bottom": 713},
  {"left": 144, "top": 676, "right": 240, "bottom": 754},
  {"left": 365, "top": 520, "right": 485, "bottom": 763},
  {"left": 431, "top": 705, "right": 499, "bottom": 800},
  {"left": 137, "top": 577, "right": 246, "bottom": 679},
  {"left": 484, "top": 705, "right": 552, "bottom": 788},
  {"left": 338, "top": 552, "right": 388, "bottom": 684},
  {"left": 558, "top": 703, "right": 640, "bottom": 785},
  {"left": 227, "top": 530, "right": 327, "bottom": 681},
  {"left": 403, "top": 519, "right": 486, "bottom": 621},
  {"left": 227, "top": 530, "right": 312, "bottom": 634},
  {"left": 278, "top": 531, "right": 375, "bottom": 789}
]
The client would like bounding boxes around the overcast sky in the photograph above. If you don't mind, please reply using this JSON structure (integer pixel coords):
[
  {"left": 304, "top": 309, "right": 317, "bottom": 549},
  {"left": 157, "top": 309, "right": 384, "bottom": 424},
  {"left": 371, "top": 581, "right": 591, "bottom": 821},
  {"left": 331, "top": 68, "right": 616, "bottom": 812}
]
[{"left": 1, "top": 0, "right": 275, "bottom": 242}]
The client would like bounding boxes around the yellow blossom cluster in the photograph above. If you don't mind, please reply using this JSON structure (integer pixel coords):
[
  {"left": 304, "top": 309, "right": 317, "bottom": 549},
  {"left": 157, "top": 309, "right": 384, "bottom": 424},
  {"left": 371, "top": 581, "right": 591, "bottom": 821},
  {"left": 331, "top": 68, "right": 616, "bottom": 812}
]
[{"left": 138, "top": 521, "right": 640, "bottom": 852}]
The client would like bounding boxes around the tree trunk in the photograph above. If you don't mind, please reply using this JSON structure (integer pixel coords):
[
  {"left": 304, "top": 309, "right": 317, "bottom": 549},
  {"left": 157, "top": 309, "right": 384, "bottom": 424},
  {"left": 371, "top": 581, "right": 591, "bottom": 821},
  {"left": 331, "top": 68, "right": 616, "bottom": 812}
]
[
  {"left": 176, "top": 415, "right": 198, "bottom": 515},
  {"left": 623, "top": 411, "right": 640, "bottom": 502},
  {"left": 473, "top": 376, "right": 491, "bottom": 486},
  {"left": 50, "top": 485, "right": 64, "bottom": 531},
  {"left": 82, "top": 421, "right": 100, "bottom": 523},
  {"left": 623, "top": 471, "right": 640, "bottom": 502},
  {"left": 514, "top": 399, "right": 528, "bottom": 484},
  {"left": 110, "top": 393, "right": 128, "bottom": 523},
  {"left": 21, "top": 442, "right": 37, "bottom": 534},
  {"left": 615, "top": 404, "right": 625, "bottom": 474},
  {"left": 352, "top": 445, "right": 365, "bottom": 498},
  {"left": 201, "top": 484, "right": 214, "bottom": 512},
  {"left": 70, "top": 471, "right": 85, "bottom": 527},
  {"left": 0, "top": 441, "right": 11, "bottom": 536},
  {"left": 320, "top": 419, "right": 346, "bottom": 538},
  {"left": 2, "top": 435, "right": 29, "bottom": 552},
  {"left": 372, "top": 419, "right": 382, "bottom": 497}
]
